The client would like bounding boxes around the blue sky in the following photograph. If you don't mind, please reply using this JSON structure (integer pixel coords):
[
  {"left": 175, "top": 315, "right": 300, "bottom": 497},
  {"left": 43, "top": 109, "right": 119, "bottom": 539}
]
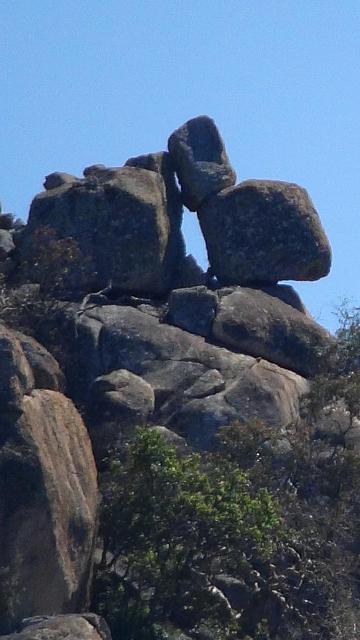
[{"left": 1, "top": 1, "right": 359, "bottom": 332}]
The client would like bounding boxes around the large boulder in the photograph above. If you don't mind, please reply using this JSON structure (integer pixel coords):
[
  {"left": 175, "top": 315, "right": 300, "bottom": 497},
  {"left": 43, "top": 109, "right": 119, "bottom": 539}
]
[
  {"left": 198, "top": 180, "right": 332, "bottom": 284},
  {"left": 168, "top": 116, "right": 236, "bottom": 211},
  {"left": 0, "top": 326, "right": 98, "bottom": 633},
  {"left": 16, "top": 166, "right": 184, "bottom": 297},
  {"left": 212, "top": 287, "right": 332, "bottom": 377},
  {"left": 3, "top": 614, "right": 111, "bottom": 640}
]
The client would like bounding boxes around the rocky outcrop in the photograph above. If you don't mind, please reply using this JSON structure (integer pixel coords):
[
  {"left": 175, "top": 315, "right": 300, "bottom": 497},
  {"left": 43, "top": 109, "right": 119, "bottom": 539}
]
[
  {"left": 69, "top": 303, "right": 308, "bottom": 451},
  {"left": 168, "top": 115, "right": 236, "bottom": 210},
  {"left": 198, "top": 180, "right": 331, "bottom": 285},
  {"left": 0, "top": 114, "right": 339, "bottom": 639},
  {"left": 16, "top": 166, "right": 185, "bottom": 297},
  {"left": 2, "top": 614, "right": 111, "bottom": 640},
  {"left": 0, "top": 326, "right": 98, "bottom": 633}
]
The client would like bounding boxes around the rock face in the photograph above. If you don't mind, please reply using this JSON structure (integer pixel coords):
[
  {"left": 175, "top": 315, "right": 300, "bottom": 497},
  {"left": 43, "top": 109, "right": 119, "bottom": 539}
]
[
  {"left": 0, "top": 326, "right": 98, "bottom": 633},
  {"left": 125, "top": 150, "right": 185, "bottom": 281},
  {"left": 172, "top": 254, "right": 206, "bottom": 289},
  {"left": 88, "top": 369, "right": 155, "bottom": 458},
  {"left": 167, "top": 286, "right": 218, "bottom": 337},
  {"left": 212, "top": 287, "right": 331, "bottom": 377},
  {"left": 3, "top": 614, "right": 111, "bottom": 640},
  {"left": 69, "top": 303, "right": 308, "bottom": 451},
  {"left": 17, "top": 166, "right": 184, "bottom": 297},
  {"left": 168, "top": 116, "right": 236, "bottom": 211},
  {"left": 13, "top": 330, "right": 65, "bottom": 391},
  {"left": 0, "top": 230, "right": 15, "bottom": 260},
  {"left": 198, "top": 180, "right": 331, "bottom": 285}
]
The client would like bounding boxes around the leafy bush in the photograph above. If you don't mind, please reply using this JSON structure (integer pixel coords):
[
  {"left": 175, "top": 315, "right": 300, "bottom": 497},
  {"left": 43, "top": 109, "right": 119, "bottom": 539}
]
[{"left": 93, "top": 428, "right": 280, "bottom": 639}]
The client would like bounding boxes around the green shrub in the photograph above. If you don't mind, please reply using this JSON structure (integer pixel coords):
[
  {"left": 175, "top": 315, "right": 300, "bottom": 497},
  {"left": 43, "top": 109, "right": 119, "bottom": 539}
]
[{"left": 93, "top": 428, "right": 280, "bottom": 639}]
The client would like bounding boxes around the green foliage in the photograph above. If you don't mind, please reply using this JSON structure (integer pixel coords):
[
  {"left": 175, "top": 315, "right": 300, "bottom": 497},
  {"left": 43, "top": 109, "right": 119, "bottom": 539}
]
[
  {"left": 306, "top": 303, "right": 360, "bottom": 424},
  {"left": 93, "top": 428, "right": 280, "bottom": 639},
  {"left": 215, "top": 300, "right": 360, "bottom": 640}
]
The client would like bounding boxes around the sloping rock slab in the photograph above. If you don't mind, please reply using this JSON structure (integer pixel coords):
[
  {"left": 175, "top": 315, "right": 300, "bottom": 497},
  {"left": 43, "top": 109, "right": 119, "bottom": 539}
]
[
  {"left": 0, "top": 323, "right": 34, "bottom": 419},
  {"left": 13, "top": 330, "right": 65, "bottom": 391},
  {"left": 0, "top": 389, "right": 98, "bottom": 632},
  {"left": 198, "top": 180, "right": 331, "bottom": 284},
  {"left": 3, "top": 614, "right": 111, "bottom": 640},
  {"left": 212, "top": 287, "right": 332, "bottom": 377}
]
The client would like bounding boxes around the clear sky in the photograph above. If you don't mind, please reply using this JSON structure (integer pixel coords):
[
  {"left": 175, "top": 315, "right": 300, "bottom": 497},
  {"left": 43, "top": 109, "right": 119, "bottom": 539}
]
[{"left": 1, "top": 1, "right": 359, "bottom": 332}]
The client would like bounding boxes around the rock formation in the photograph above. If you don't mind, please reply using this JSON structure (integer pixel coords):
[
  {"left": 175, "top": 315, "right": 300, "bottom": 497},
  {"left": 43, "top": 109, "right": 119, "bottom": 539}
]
[
  {"left": 0, "top": 326, "right": 98, "bottom": 633},
  {"left": 0, "top": 115, "right": 335, "bottom": 637}
]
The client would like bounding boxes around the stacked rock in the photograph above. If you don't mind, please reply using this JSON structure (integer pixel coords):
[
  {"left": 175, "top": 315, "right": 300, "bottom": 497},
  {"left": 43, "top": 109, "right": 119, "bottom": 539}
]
[
  {"left": 11, "top": 115, "right": 332, "bottom": 377},
  {"left": 167, "top": 115, "right": 331, "bottom": 286},
  {"left": 164, "top": 116, "right": 332, "bottom": 378}
]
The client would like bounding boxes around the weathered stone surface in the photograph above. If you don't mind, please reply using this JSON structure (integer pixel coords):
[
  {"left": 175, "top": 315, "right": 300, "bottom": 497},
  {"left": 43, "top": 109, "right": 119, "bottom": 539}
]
[
  {"left": 13, "top": 331, "right": 65, "bottom": 391},
  {"left": 89, "top": 369, "right": 154, "bottom": 425},
  {"left": 83, "top": 166, "right": 122, "bottom": 181},
  {"left": 212, "top": 287, "right": 332, "bottom": 377},
  {"left": 256, "top": 284, "right": 309, "bottom": 315},
  {"left": 167, "top": 286, "right": 218, "bottom": 337},
  {"left": 198, "top": 180, "right": 332, "bottom": 284},
  {"left": 69, "top": 304, "right": 308, "bottom": 449},
  {"left": 223, "top": 360, "right": 308, "bottom": 427},
  {"left": 172, "top": 254, "right": 206, "bottom": 289},
  {"left": 83, "top": 164, "right": 107, "bottom": 177},
  {"left": 4, "top": 614, "right": 111, "bottom": 640},
  {"left": 18, "top": 166, "right": 183, "bottom": 297},
  {"left": 88, "top": 369, "right": 155, "bottom": 458},
  {"left": 125, "top": 151, "right": 179, "bottom": 213},
  {"left": 125, "top": 151, "right": 186, "bottom": 281},
  {"left": 0, "top": 387, "right": 98, "bottom": 632},
  {"left": 43, "top": 172, "right": 79, "bottom": 190},
  {"left": 74, "top": 305, "right": 252, "bottom": 387},
  {"left": 168, "top": 115, "right": 236, "bottom": 210},
  {"left": 183, "top": 369, "right": 225, "bottom": 399},
  {"left": 150, "top": 426, "right": 190, "bottom": 454},
  {"left": 0, "top": 229, "right": 15, "bottom": 260},
  {"left": 0, "top": 214, "right": 15, "bottom": 230},
  {"left": 0, "top": 324, "right": 34, "bottom": 419}
]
